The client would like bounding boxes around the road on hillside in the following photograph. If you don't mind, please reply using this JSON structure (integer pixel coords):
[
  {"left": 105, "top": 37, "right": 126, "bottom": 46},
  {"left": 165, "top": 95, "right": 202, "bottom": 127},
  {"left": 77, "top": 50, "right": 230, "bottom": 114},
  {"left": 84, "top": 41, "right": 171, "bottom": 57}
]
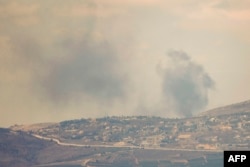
[{"left": 32, "top": 134, "right": 223, "bottom": 153}]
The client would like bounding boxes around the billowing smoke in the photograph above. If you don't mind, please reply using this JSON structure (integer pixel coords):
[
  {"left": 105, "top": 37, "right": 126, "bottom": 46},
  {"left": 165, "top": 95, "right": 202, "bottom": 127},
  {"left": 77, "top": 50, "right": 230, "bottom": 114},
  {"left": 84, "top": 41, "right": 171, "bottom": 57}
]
[
  {"left": 162, "top": 50, "right": 214, "bottom": 117},
  {"left": 0, "top": 0, "right": 220, "bottom": 126}
]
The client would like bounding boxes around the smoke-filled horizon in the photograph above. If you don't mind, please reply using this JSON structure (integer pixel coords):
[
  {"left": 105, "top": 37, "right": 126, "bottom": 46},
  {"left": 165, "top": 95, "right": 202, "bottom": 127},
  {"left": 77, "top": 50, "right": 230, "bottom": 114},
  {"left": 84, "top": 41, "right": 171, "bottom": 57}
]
[{"left": 1, "top": 0, "right": 250, "bottom": 127}]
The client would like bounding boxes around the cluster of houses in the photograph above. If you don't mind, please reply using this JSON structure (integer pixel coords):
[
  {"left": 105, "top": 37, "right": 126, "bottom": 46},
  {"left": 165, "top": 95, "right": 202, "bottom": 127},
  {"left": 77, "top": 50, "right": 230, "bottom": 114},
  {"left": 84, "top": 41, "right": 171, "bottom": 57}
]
[{"left": 32, "top": 112, "right": 250, "bottom": 150}]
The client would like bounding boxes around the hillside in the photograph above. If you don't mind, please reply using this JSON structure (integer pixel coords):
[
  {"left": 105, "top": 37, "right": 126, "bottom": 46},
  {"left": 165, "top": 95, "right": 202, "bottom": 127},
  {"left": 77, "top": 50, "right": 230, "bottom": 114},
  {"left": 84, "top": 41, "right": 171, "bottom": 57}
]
[
  {"left": 2, "top": 100, "right": 250, "bottom": 167},
  {"left": 0, "top": 128, "right": 54, "bottom": 167},
  {"left": 199, "top": 100, "right": 250, "bottom": 117}
]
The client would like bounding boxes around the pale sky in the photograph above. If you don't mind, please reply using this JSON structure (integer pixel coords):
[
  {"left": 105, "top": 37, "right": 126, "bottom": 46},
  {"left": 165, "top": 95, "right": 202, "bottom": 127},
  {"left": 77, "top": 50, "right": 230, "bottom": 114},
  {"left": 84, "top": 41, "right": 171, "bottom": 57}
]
[{"left": 1, "top": 0, "right": 250, "bottom": 127}]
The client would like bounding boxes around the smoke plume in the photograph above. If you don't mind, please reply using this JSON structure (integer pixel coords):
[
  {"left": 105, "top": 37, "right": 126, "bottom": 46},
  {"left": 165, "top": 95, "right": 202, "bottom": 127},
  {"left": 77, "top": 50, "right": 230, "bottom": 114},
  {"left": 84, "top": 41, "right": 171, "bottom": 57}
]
[{"left": 162, "top": 50, "right": 214, "bottom": 117}]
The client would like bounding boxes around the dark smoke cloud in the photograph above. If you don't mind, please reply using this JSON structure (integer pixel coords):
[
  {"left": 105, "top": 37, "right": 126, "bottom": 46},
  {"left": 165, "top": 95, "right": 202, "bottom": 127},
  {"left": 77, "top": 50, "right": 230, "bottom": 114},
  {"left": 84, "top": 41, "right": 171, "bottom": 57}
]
[{"left": 162, "top": 50, "right": 214, "bottom": 117}]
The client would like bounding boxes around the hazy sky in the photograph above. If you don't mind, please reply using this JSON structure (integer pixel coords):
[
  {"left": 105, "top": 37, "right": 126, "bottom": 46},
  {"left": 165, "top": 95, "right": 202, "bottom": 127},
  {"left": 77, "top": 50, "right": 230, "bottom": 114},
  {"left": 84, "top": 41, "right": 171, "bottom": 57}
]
[{"left": 1, "top": 0, "right": 250, "bottom": 127}]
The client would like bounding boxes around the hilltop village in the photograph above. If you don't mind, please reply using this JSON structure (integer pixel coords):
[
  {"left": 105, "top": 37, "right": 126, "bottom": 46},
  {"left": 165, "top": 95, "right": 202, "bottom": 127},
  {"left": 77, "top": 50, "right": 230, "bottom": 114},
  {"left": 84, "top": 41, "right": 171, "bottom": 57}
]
[
  {"left": 22, "top": 112, "right": 250, "bottom": 151},
  {"left": 6, "top": 101, "right": 250, "bottom": 167}
]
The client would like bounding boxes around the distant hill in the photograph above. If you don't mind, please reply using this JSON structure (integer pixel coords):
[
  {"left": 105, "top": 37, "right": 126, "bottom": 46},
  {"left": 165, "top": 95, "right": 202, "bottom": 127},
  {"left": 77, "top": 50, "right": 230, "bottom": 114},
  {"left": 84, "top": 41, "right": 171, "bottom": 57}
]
[{"left": 199, "top": 100, "right": 250, "bottom": 117}]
